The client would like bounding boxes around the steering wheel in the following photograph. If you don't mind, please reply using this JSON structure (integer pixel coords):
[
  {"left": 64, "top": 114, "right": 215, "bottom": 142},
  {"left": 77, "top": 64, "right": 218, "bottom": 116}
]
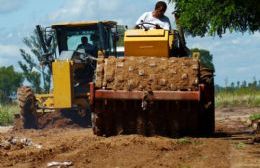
[
  {"left": 72, "top": 50, "right": 96, "bottom": 69},
  {"left": 136, "top": 22, "right": 160, "bottom": 30}
]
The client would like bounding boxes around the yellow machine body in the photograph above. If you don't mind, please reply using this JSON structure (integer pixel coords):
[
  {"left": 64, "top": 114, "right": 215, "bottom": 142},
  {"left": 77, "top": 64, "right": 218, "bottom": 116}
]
[
  {"left": 35, "top": 94, "right": 54, "bottom": 109},
  {"left": 52, "top": 60, "right": 73, "bottom": 108},
  {"left": 124, "top": 29, "right": 170, "bottom": 57},
  {"left": 51, "top": 20, "right": 117, "bottom": 28}
]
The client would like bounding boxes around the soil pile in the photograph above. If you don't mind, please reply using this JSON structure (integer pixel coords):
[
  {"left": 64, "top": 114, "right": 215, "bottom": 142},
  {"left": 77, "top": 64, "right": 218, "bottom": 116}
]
[
  {"left": 13, "top": 110, "right": 91, "bottom": 131},
  {"left": 0, "top": 129, "right": 230, "bottom": 168}
]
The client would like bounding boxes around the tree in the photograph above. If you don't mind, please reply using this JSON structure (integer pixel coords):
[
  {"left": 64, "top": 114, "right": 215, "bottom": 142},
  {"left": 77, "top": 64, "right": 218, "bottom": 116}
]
[
  {"left": 0, "top": 66, "right": 24, "bottom": 103},
  {"left": 117, "top": 25, "right": 127, "bottom": 46},
  {"left": 236, "top": 81, "right": 240, "bottom": 88},
  {"left": 252, "top": 76, "right": 257, "bottom": 88},
  {"left": 230, "top": 82, "right": 235, "bottom": 89},
  {"left": 241, "top": 80, "right": 247, "bottom": 88},
  {"left": 18, "top": 28, "right": 56, "bottom": 93},
  {"left": 169, "top": 0, "right": 260, "bottom": 37}
]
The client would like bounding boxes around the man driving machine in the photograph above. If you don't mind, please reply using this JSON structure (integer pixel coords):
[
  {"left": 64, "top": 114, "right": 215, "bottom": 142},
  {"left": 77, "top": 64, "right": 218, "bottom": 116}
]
[
  {"left": 77, "top": 36, "right": 96, "bottom": 56},
  {"left": 135, "top": 1, "right": 171, "bottom": 30}
]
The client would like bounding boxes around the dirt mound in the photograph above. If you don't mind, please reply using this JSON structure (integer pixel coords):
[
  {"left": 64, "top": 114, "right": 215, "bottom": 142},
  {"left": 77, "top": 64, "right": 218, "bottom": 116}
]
[
  {"left": 13, "top": 110, "right": 91, "bottom": 131},
  {"left": 0, "top": 129, "right": 230, "bottom": 168},
  {"left": 1, "top": 107, "right": 260, "bottom": 167}
]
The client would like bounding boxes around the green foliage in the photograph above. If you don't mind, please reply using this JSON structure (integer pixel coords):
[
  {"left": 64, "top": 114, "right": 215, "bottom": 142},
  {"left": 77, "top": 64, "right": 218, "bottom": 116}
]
[
  {"left": 215, "top": 79, "right": 260, "bottom": 107},
  {"left": 19, "top": 28, "right": 54, "bottom": 93},
  {"left": 215, "top": 90, "right": 260, "bottom": 108},
  {"left": 117, "top": 25, "right": 126, "bottom": 46},
  {"left": 169, "top": 0, "right": 260, "bottom": 37},
  {"left": 0, "top": 66, "right": 23, "bottom": 103},
  {"left": 0, "top": 104, "right": 18, "bottom": 125},
  {"left": 235, "top": 142, "right": 246, "bottom": 149},
  {"left": 177, "top": 137, "right": 192, "bottom": 144},
  {"left": 249, "top": 114, "right": 260, "bottom": 121}
]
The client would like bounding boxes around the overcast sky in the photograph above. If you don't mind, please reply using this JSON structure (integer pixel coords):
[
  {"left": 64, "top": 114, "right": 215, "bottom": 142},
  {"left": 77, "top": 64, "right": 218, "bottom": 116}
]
[{"left": 0, "top": 0, "right": 259, "bottom": 86}]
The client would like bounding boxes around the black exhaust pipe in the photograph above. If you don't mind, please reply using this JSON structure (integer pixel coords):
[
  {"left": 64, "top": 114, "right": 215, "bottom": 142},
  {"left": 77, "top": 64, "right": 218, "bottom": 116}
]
[{"left": 36, "top": 25, "right": 48, "bottom": 54}]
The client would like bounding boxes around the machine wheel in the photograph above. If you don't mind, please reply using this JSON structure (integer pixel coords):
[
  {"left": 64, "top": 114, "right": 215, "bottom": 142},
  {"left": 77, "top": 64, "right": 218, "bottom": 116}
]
[
  {"left": 17, "top": 86, "right": 38, "bottom": 129},
  {"left": 199, "top": 66, "right": 215, "bottom": 135},
  {"left": 92, "top": 100, "right": 106, "bottom": 136},
  {"left": 92, "top": 112, "right": 102, "bottom": 136}
]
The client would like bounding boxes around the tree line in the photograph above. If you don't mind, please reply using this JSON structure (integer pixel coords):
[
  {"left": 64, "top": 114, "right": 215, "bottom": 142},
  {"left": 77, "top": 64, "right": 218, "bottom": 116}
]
[
  {"left": 215, "top": 78, "right": 260, "bottom": 93},
  {"left": 0, "top": 66, "right": 23, "bottom": 103},
  {"left": 0, "top": 27, "right": 54, "bottom": 103}
]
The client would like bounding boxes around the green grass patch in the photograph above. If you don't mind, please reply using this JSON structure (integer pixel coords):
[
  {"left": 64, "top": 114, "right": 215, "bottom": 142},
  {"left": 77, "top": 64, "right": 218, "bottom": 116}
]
[
  {"left": 249, "top": 114, "right": 260, "bottom": 121},
  {"left": 235, "top": 142, "right": 246, "bottom": 149},
  {"left": 215, "top": 89, "right": 260, "bottom": 108},
  {"left": 177, "top": 137, "right": 192, "bottom": 145},
  {"left": 0, "top": 104, "right": 19, "bottom": 126}
]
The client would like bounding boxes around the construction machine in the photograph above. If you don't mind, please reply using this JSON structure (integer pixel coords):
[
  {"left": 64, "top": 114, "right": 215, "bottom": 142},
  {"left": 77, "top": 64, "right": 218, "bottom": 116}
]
[
  {"left": 17, "top": 20, "right": 214, "bottom": 137},
  {"left": 17, "top": 21, "right": 118, "bottom": 128}
]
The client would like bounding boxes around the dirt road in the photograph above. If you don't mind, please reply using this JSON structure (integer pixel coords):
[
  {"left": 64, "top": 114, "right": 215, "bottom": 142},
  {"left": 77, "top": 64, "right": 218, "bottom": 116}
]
[{"left": 0, "top": 107, "right": 260, "bottom": 168}]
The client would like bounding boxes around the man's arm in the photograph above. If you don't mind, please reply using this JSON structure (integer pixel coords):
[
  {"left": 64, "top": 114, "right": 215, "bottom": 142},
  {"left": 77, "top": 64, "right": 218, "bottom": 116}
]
[
  {"left": 76, "top": 44, "right": 83, "bottom": 50},
  {"left": 136, "top": 12, "right": 148, "bottom": 26},
  {"left": 161, "top": 17, "right": 171, "bottom": 30}
]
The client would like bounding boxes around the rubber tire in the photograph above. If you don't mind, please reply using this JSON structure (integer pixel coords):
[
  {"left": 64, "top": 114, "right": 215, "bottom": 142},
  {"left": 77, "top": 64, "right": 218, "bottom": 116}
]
[
  {"left": 199, "top": 66, "right": 215, "bottom": 135},
  {"left": 92, "top": 110, "right": 104, "bottom": 136},
  {"left": 17, "top": 86, "right": 38, "bottom": 129}
]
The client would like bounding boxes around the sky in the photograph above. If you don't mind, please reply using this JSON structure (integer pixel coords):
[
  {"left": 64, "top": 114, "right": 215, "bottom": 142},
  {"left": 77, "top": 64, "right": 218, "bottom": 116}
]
[{"left": 0, "top": 0, "right": 259, "bottom": 86}]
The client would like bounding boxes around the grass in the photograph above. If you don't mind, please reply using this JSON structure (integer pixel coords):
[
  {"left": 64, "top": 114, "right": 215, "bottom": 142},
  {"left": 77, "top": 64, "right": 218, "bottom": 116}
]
[
  {"left": 177, "top": 137, "right": 192, "bottom": 145},
  {"left": 215, "top": 89, "right": 260, "bottom": 108},
  {"left": 249, "top": 114, "right": 260, "bottom": 121},
  {"left": 0, "top": 103, "right": 19, "bottom": 126},
  {"left": 235, "top": 142, "right": 246, "bottom": 149}
]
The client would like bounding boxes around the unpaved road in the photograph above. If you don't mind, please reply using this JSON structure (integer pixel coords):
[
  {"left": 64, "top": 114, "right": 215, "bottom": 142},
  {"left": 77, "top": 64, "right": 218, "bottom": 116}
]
[{"left": 0, "top": 107, "right": 260, "bottom": 168}]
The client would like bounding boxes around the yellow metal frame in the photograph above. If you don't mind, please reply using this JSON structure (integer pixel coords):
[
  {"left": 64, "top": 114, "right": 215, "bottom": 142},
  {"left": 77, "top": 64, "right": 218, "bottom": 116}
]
[
  {"left": 192, "top": 52, "right": 201, "bottom": 60},
  {"left": 52, "top": 20, "right": 117, "bottom": 28},
  {"left": 124, "top": 29, "right": 170, "bottom": 57},
  {"left": 35, "top": 60, "right": 92, "bottom": 110},
  {"left": 36, "top": 94, "right": 54, "bottom": 108},
  {"left": 52, "top": 60, "right": 74, "bottom": 108}
]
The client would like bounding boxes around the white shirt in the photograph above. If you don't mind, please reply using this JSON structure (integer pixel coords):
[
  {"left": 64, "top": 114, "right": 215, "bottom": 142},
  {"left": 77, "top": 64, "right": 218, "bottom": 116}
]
[{"left": 136, "top": 12, "right": 171, "bottom": 30}]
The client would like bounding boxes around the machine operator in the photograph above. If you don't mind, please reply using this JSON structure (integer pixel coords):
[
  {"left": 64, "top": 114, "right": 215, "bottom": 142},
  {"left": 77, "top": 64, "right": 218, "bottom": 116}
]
[
  {"left": 76, "top": 36, "right": 96, "bottom": 56},
  {"left": 135, "top": 1, "right": 171, "bottom": 30}
]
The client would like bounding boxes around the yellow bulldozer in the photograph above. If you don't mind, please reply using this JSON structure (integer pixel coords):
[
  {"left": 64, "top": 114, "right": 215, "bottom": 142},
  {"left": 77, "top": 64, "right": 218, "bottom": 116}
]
[{"left": 17, "top": 20, "right": 214, "bottom": 137}]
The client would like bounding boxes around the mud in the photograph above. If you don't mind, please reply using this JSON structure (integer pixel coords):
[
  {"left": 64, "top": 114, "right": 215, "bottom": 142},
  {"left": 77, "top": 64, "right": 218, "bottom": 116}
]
[
  {"left": 0, "top": 107, "right": 260, "bottom": 168},
  {"left": 1, "top": 129, "right": 230, "bottom": 168},
  {"left": 13, "top": 110, "right": 91, "bottom": 131}
]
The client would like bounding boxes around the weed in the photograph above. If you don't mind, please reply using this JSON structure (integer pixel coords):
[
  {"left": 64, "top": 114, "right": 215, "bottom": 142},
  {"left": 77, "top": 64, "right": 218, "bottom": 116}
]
[
  {"left": 192, "top": 139, "right": 203, "bottom": 145},
  {"left": 215, "top": 89, "right": 260, "bottom": 108},
  {"left": 0, "top": 104, "right": 18, "bottom": 126},
  {"left": 249, "top": 114, "right": 260, "bottom": 121},
  {"left": 177, "top": 137, "right": 192, "bottom": 145},
  {"left": 235, "top": 142, "right": 246, "bottom": 149}
]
